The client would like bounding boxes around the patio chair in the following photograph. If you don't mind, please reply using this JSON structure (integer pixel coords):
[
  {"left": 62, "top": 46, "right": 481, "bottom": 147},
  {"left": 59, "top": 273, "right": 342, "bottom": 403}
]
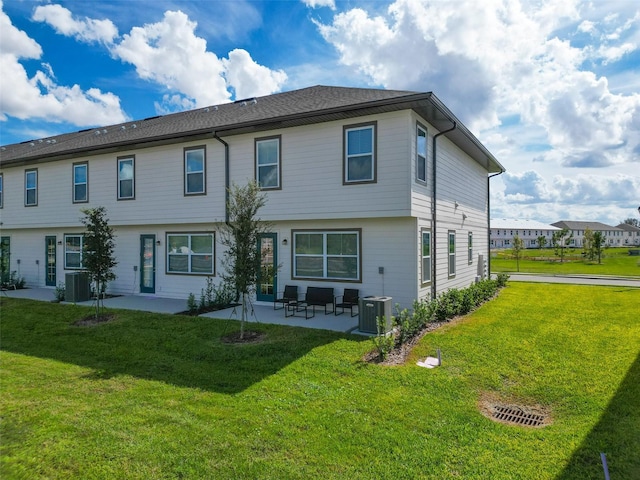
[
  {"left": 334, "top": 288, "right": 359, "bottom": 317},
  {"left": 274, "top": 285, "right": 299, "bottom": 317}
]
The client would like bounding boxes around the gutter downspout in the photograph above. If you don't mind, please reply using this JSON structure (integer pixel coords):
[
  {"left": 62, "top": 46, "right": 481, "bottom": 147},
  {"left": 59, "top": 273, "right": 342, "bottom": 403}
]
[
  {"left": 431, "top": 121, "right": 457, "bottom": 300},
  {"left": 213, "top": 133, "right": 230, "bottom": 225},
  {"left": 487, "top": 171, "right": 504, "bottom": 277}
]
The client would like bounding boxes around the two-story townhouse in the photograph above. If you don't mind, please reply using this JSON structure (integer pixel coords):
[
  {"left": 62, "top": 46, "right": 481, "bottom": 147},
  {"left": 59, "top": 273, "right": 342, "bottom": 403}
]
[
  {"left": 0, "top": 86, "right": 504, "bottom": 308},
  {"left": 551, "top": 221, "right": 625, "bottom": 248},
  {"left": 489, "top": 219, "right": 560, "bottom": 249},
  {"left": 616, "top": 223, "right": 640, "bottom": 246}
]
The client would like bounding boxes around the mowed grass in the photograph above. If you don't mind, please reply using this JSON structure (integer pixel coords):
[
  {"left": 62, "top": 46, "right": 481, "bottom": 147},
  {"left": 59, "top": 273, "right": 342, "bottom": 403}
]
[
  {"left": 1, "top": 283, "right": 639, "bottom": 479},
  {"left": 491, "top": 247, "right": 640, "bottom": 276}
]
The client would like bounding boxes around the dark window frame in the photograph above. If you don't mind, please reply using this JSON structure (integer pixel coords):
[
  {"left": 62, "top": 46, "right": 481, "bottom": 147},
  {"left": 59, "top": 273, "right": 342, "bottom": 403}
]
[
  {"left": 343, "top": 122, "right": 377, "bottom": 185},
  {"left": 117, "top": 155, "right": 136, "bottom": 200},
  {"left": 183, "top": 146, "right": 206, "bottom": 196},
  {"left": 416, "top": 123, "right": 428, "bottom": 184},
  {"left": 255, "top": 135, "right": 282, "bottom": 190},
  {"left": 72, "top": 162, "right": 89, "bottom": 204},
  {"left": 166, "top": 231, "right": 215, "bottom": 276},
  {"left": 24, "top": 169, "right": 38, "bottom": 207}
]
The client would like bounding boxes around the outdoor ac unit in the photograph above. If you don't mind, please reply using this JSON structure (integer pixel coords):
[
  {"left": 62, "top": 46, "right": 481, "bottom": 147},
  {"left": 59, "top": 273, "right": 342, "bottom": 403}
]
[
  {"left": 65, "top": 272, "right": 91, "bottom": 302},
  {"left": 359, "top": 296, "right": 393, "bottom": 334}
]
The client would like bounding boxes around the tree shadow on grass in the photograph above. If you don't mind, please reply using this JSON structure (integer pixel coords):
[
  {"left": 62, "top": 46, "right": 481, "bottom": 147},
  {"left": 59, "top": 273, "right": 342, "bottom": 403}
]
[
  {"left": 556, "top": 350, "right": 640, "bottom": 480},
  {"left": 0, "top": 299, "right": 365, "bottom": 394}
]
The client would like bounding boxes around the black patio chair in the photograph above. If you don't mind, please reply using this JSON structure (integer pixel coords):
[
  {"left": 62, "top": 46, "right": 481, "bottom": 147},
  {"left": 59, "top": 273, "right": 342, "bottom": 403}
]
[
  {"left": 274, "top": 285, "right": 299, "bottom": 317},
  {"left": 334, "top": 288, "right": 359, "bottom": 317}
]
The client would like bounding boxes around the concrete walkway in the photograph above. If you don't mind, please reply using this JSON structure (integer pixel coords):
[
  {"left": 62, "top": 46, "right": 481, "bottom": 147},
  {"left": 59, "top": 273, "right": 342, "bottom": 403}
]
[
  {"left": 507, "top": 273, "right": 640, "bottom": 288},
  {"left": 1, "top": 287, "right": 361, "bottom": 334}
]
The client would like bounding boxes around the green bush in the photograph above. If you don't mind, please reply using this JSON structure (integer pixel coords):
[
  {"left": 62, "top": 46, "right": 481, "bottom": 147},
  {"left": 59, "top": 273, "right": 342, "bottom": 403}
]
[{"left": 371, "top": 315, "right": 396, "bottom": 361}]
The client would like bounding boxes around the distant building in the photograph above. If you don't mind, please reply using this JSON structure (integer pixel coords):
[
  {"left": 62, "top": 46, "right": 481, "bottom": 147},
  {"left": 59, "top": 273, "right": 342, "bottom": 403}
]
[
  {"left": 551, "top": 221, "right": 625, "bottom": 248},
  {"left": 490, "top": 219, "right": 560, "bottom": 249},
  {"left": 616, "top": 223, "right": 640, "bottom": 246}
]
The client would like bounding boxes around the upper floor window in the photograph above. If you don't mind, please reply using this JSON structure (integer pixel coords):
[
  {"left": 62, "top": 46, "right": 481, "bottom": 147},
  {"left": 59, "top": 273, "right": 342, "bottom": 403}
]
[
  {"left": 25, "top": 169, "right": 37, "bottom": 206},
  {"left": 255, "top": 136, "right": 281, "bottom": 189},
  {"left": 64, "top": 234, "right": 84, "bottom": 269},
  {"left": 448, "top": 230, "right": 456, "bottom": 277},
  {"left": 167, "top": 233, "right": 214, "bottom": 275},
  {"left": 344, "top": 123, "right": 376, "bottom": 184},
  {"left": 184, "top": 146, "right": 206, "bottom": 195},
  {"left": 421, "top": 229, "right": 431, "bottom": 284},
  {"left": 118, "top": 156, "right": 135, "bottom": 200},
  {"left": 0, "top": 174, "right": 3, "bottom": 208},
  {"left": 73, "top": 162, "right": 88, "bottom": 203},
  {"left": 468, "top": 231, "right": 473, "bottom": 264},
  {"left": 416, "top": 124, "right": 427, "bottom": 182},
  {"left": 293, "top": 230, "right": 361, "bottom": 281}
]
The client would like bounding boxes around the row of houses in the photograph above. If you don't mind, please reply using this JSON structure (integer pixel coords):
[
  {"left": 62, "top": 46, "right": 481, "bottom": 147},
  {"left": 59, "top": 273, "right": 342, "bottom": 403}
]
[
  {"left": 0, "top": 85, "right": 505, "bottom": 308},
  {"left": 490, "top": 219, "right": 640, "bottom": 249}
]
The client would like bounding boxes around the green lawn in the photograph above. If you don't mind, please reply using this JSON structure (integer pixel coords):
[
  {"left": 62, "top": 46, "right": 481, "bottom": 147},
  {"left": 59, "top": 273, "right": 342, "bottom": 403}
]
[
  {"left": 1, "top": 283, "right": 639, "bottom": 479},
  {"left": 491, "top": 247, "right": 640, "bottom": 276}
]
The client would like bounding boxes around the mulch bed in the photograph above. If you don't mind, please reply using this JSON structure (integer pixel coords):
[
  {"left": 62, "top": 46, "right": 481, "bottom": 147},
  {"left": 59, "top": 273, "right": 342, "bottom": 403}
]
[
  {"left": 363, "top": 320, "right": 449, "bottom": 365},
  {"left": 72, "top": 313, "right": 117, "bottom": 327},
  {"left": 220, "top": 330, "right": 266, "bottom": 344}
]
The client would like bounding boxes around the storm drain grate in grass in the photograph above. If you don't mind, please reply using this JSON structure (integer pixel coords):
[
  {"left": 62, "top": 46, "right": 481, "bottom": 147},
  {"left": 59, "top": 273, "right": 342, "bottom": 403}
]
[{"left": 492, "top": 405, "right": 546, "bottom": 427}]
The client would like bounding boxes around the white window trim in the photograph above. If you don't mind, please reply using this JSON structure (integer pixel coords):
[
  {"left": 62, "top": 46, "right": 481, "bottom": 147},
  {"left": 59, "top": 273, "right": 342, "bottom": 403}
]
[
  {"left": 166, "top": 232, "right": 215, "bottom": 275},
  {"left": 25, "top": 169, "right": 37, "bottom": 206},
  {"left": 184, "top": 146, "right": 206, "bottom": 196},
  {"left": 73, "top": 162, "right": 88, "bottom": 203},
  {"left": 117, "top": 156, "right": 135, "bottom": 200},
  {"left": 344, "top": 123, "right": 376, "bottom": 184},
  {"left": 421, "top": 229, "right": 431, "bottom": 284},
  {"left": 448, "top": 230, "right": 456, "bottom": 277},
  {"left": 255, "top": 136, "right": 281, "bottom": 190},
  {"left": 293, "top": 230, "right": 361, "bottom": 281},
  {"left": 416, "top": 124, "right": 427, "bottom": 183},
  {"left": 64, "top": 234, "right": 84, "bottom": 270}
]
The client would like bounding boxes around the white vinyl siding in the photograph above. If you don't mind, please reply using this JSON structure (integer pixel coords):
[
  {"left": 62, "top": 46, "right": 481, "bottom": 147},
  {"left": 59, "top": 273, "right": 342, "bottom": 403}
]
[
  {"left": 25, "top": 169, "right": 37, "bottom": 206},
  {"left": 167, "top": 233, "right": 214, "bottom": 275},
  {"left": 73, "top": 163, "right": 88, "bottom": 203},
  {"left": 256, "top": 136, "right": 280, "bottom": 189},
  {"left": 184, "top": 147, "right": 206, "bottom": 195},
  {"left": 65, "top": 234, "right": 84, "bottom": 269},
  {"left": 344, "top": 123, "right": 376, "bottom": 184},
  {"left": 118, "top": 156, "right": 135, "bottom": 200},
  {"left": 293, "top": 230, "right": 360, "bottom": 280}
]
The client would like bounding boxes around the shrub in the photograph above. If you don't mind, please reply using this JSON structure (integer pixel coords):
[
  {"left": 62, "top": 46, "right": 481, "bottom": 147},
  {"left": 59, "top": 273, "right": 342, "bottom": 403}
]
[
  {"left": 496, "top": 272, "right": 510, "bottom": 288},
  {"left": 371, "top": 315, "right": 396, "bottom": 361},
  {"left": 54, "top": 282, "right": 66, "bottom": 302},
  {"left": 186, "top": 293, "right": 197, "bottom": 314}
]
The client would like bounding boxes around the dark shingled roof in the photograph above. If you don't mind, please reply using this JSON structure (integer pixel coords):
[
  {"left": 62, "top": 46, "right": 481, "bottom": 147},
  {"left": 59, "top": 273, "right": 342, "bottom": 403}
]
[
  {"left": 0, "top": 85, "right": 504, "bottom": 173},
  {"left": 552, "top": 220, "right": 622, "bottom": 231}
]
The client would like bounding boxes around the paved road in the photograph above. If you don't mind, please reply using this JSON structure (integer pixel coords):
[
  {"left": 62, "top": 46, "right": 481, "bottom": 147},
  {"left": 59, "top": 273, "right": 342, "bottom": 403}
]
[{"left": 506, "top": 273, "right": 640, "bottom": 288}]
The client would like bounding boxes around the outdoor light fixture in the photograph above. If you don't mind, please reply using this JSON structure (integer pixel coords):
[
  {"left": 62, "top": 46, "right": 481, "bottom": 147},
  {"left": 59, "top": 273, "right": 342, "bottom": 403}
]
[
  {"left": 282, "top": 238, "right": 288, "bottom": 246},
  {"left": 156, "top": 240, "right": 161, "bottom": 246},
  {"left": 57, "top": 240, "right": 62, "bottom": 245}
]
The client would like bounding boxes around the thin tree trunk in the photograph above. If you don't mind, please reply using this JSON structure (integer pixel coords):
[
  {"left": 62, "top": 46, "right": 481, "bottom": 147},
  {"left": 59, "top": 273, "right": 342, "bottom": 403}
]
[{"left": 240, "top": 292, "right": 247, "bottom": 340}]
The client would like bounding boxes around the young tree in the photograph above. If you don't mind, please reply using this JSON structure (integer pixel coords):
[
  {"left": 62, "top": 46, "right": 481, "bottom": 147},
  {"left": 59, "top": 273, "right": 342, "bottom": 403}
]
[
  {"left": 220, "top": 181, "right": 272, "bottom": 340},
  {"left": 81, "top": 207, "right": 117, "bottom": 319},
  {"left": 537, "top": 235, "right": 547, "bottom": 252},
  {"left": 583, "top": 227, "right": 595, "bottom": 261},
  {"left": 512, "top": 234, "right": 525, "bottom": 272},
  {"left": 552, "top": 228, "right": 572, "bottom": 263},
  {"left": 592, "top": 231, "right": 606, "bottom": 264}
]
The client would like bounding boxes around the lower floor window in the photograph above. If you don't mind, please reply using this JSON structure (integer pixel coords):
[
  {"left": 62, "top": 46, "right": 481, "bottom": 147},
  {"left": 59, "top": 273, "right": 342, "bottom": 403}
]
[
  {"left": 65, "top": 234, "right": 84, "bottom": 269},
  {"left": 293, "top": 230, "right": 360, "bottom": 280},
  {"left": 167, "top": 233, "right": 214, "bottom": 274},
  {"left": 448, "top": 230, "right": 456, "bottom": 276}
]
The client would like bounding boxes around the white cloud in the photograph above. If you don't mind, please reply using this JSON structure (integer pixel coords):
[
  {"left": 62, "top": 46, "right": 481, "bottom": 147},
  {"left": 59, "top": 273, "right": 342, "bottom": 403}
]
[
  {"left": 316, "top": 0, "right": 640, "bottom": 170},
  {"left": 302, "top": 0, "right": 336, "bottom": 10},
  {"left": 223, "top": 49, "right": 287, "bottom": 100},
  {"left": 0, "top": 2, "right": 127, "bottom": 126},
  {"left": 32, "top": 4, "right": 118, "bottom": 44}
]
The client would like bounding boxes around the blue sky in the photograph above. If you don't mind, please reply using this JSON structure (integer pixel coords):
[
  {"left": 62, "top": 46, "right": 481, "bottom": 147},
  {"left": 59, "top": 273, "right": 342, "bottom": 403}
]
[{"left": 1, "top": 0, "right": 639, "bottom": 225}]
